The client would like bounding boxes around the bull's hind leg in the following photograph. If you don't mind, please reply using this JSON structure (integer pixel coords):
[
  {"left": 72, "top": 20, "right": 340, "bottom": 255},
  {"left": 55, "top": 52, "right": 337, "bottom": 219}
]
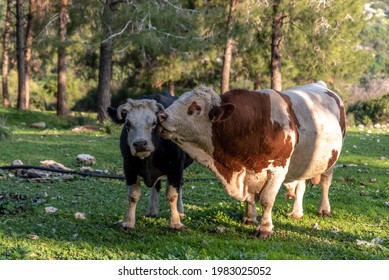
[
  {"left": 318, "top": 167, "right": 333, "bottom": 217},
  {"left": 122, "top": 179, "right": 141, "bottom": 229},
  {"left": 286, "top": 180, "right": 306, "bottom": 219},
  {"left": 166, "top": 184, "right": 185, "bottom": 230}
]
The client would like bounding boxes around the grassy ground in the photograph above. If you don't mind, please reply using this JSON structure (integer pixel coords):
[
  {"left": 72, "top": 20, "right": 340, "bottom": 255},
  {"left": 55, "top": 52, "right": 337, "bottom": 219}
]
[{"left": 0, "top": 108, "right": 388, "bottom": 260}]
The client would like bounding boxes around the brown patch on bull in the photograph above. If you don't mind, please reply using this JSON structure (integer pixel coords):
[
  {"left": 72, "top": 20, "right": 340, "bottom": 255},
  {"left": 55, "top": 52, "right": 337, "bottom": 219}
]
[
  {"left": 324, "top": 90, "right": 346, "bottom": 138},
  {"left": 327, "top": 149, "right": 338, "bottom": 170},
  {"left": 211, "top": 89, "right": 296, "bottom": 183},
  {"left": 187, "top": 101, "right": 201, "bottom": 116}
]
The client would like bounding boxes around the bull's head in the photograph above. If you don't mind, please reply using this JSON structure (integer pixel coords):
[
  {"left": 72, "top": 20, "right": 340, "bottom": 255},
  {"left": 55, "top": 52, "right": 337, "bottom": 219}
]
[{"left": 108, "top": 99, "right": 165, "bottom": 159}]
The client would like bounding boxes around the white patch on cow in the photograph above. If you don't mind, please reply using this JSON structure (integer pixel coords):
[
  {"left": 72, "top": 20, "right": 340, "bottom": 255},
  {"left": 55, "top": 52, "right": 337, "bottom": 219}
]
[{"left": 121, "top": 99, "right": 161, "bottom": 158}]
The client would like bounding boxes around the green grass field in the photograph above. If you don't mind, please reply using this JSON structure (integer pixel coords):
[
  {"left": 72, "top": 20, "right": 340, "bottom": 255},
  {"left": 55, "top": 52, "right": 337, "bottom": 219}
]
[{"left": 0, "top": 108, "right": 388, "bottom": 259}]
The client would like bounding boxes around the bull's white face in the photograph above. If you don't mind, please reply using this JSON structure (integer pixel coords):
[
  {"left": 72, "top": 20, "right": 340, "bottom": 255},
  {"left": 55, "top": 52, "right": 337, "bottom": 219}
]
[
  {"left": 158, "top": 86, "right": 221, "bottom": 155},
  {"left": 118, "top": 99, "right": 163, "bottom": 159}
]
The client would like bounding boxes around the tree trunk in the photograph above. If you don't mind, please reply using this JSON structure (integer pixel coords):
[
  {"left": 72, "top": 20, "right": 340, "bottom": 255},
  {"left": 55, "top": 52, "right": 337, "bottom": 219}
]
[
  {"left": 1, "top": 0, "right": 12, "bottom": 108},
  {"left": 57, "top": 0, "right": 69, "bottom": 115},
  {"left": 220, "top": 0, "right": 238, "bottom": 94},
  {"left": 25, "top": 0, "right": 36, "bottom": 109},
  {"left": 16, "top": 0, "right": 27, "bottom": 110},
  {"left": 270, "top": 0, "right": 284, "bottom": 91},
  {"left": 96, "top": 1, "right": 117, "bottom": 123},
  {"left": 253, "top": 75, "right": 262, "bottom": 90}
]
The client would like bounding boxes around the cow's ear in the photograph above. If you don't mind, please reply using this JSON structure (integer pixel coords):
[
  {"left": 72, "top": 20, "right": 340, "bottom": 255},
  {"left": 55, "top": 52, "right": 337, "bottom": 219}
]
[
  {"left": 107, "top": 107, "right": 126, "bottom": 124},
  {"left": 209, "top": 103, "right": 235, "bottom": 123}
]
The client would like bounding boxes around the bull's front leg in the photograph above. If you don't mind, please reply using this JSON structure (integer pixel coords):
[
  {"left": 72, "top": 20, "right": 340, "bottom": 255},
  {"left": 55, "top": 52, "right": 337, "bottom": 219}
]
[
  {"left": 255, "top": 171, "right": 286, "bottom": 239},
  {"left": 122, "top": 181, "right": 141, "bottom": 229},
  {"left": 166, "top": 184, "right": 185, "bottom": 230}
]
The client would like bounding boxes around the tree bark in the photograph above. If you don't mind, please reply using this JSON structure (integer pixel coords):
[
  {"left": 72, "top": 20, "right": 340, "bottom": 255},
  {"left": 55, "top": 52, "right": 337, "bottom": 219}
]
[
  {"left": 270, "top": 0, "right": 284, "bottom": 91},
  {"left": 1, "top": 0, "right": 12, "bottom": 108},
  {"left": 16, "top": 0, "right": 28, "bottom": 110},
  {"left": 220, "top": 0, "right": 238, "bottom": 94},
  {"left": 57, "top": 0, "right": 69, "bottom": 115},
  {"left": 25, "top": 0, "right": 36, "bottom": 109},
  {"left": 96, "top": 1, "right": 117, "bottom": 123}
]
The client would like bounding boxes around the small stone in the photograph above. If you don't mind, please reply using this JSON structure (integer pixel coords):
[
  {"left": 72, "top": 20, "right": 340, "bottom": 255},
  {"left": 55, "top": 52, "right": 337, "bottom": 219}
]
[
  {"left": 216, "top": 226, "right": 226, "bottom": 233},
  {"left": 80, "top": 167, "right": 94, "bottom": 172},
  {"left": 30, "top": 122, "right": 46, "bottom": 129},
  {"left": 12, "top": 159, "right": 24, "bottom": 166},
  {"left": 76, "top": 154, "right": 96, "bottom": 165},
  {"left": 74, "top": 212, "right": 86, "bottom": 220},
  {"left": 331, "top": 226, "right": 340, "bottom": 234},
  {"left": 40, "top": 160, "right": 70, "bottom": 170},
  {"left": 29, "top": 234, "right": 40, "bottom": 240},
  {"left": 312, "top": 222, "right": 319, "bottom": 231},
  {"left": 45, "top": 206, "right": 58, "bottom": 214},
  {"left": 369, "top": 178, "right": 378, "bottom": 183}
]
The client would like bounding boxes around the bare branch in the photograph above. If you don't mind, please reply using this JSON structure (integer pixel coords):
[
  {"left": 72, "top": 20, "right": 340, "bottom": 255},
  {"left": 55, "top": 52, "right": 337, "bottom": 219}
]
[{"left": 101, "top": 19, "right": 132, "bottom": 44}]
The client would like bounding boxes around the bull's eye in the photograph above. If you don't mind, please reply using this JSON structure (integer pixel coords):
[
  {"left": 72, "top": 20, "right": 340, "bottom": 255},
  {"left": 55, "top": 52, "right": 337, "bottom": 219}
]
[{"left": 152, "top": 121, "right": 157, "bottom": 128}]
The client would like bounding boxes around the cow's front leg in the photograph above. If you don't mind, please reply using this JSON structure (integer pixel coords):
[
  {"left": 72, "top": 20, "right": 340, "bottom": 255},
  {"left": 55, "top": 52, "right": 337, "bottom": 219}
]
[
  {"left": 122, "top": 182, "right": 141, "bottom": 229},
  {"left": 166, "top": 184, "right": 184, "bottom": 230},
  {"left": 286, "top": 180, "right": 306, "bottom": 219},
  {"left": 255, "top": 171, "right": 285, "bottom": 239},
  {"left": 242, "top": 202, "right": 258, "bottom": 225}
]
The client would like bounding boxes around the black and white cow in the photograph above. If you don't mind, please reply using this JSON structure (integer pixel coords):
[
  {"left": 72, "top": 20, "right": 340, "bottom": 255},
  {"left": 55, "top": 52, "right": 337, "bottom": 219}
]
[{"left": 108, "top": 93, "right": 192, "bottom": 230}]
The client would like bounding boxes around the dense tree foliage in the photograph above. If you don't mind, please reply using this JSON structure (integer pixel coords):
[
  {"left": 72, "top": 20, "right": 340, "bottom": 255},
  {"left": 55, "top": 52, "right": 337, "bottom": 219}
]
[{"left": 0, "top": 0, "right": 388, "bottom": 114}]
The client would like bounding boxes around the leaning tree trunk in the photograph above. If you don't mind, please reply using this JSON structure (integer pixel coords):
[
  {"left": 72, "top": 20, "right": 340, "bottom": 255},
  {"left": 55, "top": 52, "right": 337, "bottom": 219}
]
[
  {"left": 270, "top": 0, "right": 284, "bottom": 91},
  {"left": 1, "top": 0, "right": 12, "bottom": 108},
  {"left": 57, "top": 0, "right": 69, "bottom": 116},
  {"left": 16, "top": 0, "right": 28, "bottom": 110},
  {"left": 220, "top": 0, "right": 238, "bottom": 94},
  {"left": 96, "top": 1, "right": 117, "bottom": 123}
]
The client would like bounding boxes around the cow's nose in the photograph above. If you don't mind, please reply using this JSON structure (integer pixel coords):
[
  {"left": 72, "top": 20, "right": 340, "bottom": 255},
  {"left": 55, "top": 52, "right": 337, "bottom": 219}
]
[
  {"left": 157, "top": 112, "right": 168, "bottom": 124},
  {"left": 133, "top": 140, "right": 148, "bottom": 151}
]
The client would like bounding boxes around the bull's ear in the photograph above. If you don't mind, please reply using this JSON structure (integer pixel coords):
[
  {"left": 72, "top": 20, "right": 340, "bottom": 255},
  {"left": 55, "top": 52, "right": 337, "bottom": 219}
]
[
  {"left": 107, "top": 107, "right": 125, "bottom": 124},
  {"left": 208, "top": 103, "right": 235, "bottom": 123}
]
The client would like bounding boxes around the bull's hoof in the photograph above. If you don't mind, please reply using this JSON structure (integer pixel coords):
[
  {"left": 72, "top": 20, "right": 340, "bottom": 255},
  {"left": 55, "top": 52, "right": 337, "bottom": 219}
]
[
  {"left": 286, "top": 194, "right": 295, "bottom": 200},
  {"left": 121, "top": 222, "right": 135, "bottom": 230},
  {"left": 241, "top": 217, "right": 259, "bottom": 226},
  {"left": 287, "top": 212, "right": 303, "bottom": 220},
  {"left": 254, "top": 229, "right": 273, "bottom": 239},
  {"left": 318, "top": 210, "right": 331, "bottom": 217},
  {"left": 169, "top": 223, "right": 185, "bottom": 231}
]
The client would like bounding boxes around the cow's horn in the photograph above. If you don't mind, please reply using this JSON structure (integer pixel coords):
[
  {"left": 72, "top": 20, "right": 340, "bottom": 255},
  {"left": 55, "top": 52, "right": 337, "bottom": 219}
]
[{"left": 116, "top": 103, "right": 131, "bottom": 120}]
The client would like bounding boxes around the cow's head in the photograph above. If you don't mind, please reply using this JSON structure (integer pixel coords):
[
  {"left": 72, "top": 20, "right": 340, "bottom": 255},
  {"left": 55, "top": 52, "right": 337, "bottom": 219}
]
[
  {"left": 108, "top": 99, "right": 165, "bottom": 159},
  {"left": 157, "top": 86, "right": 235, "bottom": 152}
]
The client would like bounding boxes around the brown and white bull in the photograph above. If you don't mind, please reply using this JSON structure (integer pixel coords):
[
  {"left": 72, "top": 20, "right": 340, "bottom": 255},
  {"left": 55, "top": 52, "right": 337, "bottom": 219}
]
[{"left": 157, "top": 81, "right": 345, "bottom": 238}]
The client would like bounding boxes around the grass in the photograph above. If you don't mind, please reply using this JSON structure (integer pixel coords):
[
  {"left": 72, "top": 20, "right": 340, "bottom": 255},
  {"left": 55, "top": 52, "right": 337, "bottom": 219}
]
[{"left": 0, "top": 108, "right": 388, "bottom": 260}]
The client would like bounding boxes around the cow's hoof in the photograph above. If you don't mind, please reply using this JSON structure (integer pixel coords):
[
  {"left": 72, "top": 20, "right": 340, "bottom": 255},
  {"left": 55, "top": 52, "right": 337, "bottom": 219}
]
[
  {"left": 287, "top": 212, "right": 303, "bottom": 220},
  {"left": 318, "top": 210, "right": 331, "bottom": 217},
  {"left": 254, "top": 230, "right": 273, "bottom": 239},
  {"left": 121, "top": 222, "right": 135, "bottom": 230},
  {"left": 170, "top": 223, "right": 185, "bottom": 231},
  {"left": 241, "top": 217, "right": 258, "bottom": 226}
]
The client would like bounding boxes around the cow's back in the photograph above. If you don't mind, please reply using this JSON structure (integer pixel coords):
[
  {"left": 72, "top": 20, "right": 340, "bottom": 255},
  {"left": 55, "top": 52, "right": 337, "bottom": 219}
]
[{"left": 279, "top": 82, "right": 346, "bottom": 182}]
